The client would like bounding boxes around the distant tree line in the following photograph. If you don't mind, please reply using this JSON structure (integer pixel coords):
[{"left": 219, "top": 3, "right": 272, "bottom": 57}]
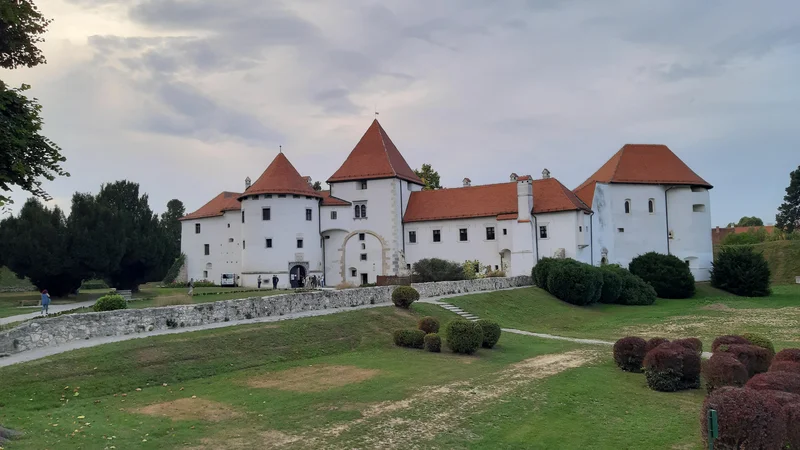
[{"left": 0, "top": 181, "right": 184, "bottom": 296}]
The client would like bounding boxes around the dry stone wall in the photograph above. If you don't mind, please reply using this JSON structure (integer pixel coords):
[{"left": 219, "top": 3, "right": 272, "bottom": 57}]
[{"left": 411, "top": 275, "right": 531, "bottom": 298}]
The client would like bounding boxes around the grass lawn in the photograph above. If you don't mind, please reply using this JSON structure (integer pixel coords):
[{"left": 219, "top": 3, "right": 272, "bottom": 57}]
[
  {"left": 0, "top": 302, "right": 708, "bottom": 449},
  {"left": 447, "top": 283, "right": 800, "bottom": 350},
  {"left": 0, "top": 291, "right": 105, "bottom": 319}
]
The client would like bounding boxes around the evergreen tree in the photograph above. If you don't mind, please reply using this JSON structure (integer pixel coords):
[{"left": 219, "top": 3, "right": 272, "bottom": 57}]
[
  {"left": 414, "top": 164, "right": 441, "bottom": 190},
  {"left": 158, "top": 199, "right": 185, "bottom": 277},
  {"left": 776, "top": 166, "right": 800, "bottom": 233},
  {"left": 312, "top": 181, "right": 322, "bottom": 191}
]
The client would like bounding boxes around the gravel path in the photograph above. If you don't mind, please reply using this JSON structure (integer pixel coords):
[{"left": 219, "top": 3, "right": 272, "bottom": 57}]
[{"left": 0, "top": 300, "right": 96, "bottom": 326}]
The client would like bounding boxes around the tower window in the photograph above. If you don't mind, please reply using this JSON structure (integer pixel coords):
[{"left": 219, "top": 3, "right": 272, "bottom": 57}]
[
  {"left": 204, "top": 244, "right": 210, "bottom": 255},
  {"left": 297, "top": 239, "right": 303, "bottom": 249},
  {"left": 459, "top": 228, "right": 468, "bottom": 242},
  {"left": 486, "top": 227, "right": 495, "bottom": 240},
  {"left": 693, "top": 204, "right": 706, "bottom": 212},
  {"left": 243, "top": 240, "right": 246, "bottom": 250},
  {"left": 648, "top": 199, "right": 655, "bottom": 214},
  {"left": 433, "top": 230, "right": 441, "bottom": 242},
  {"left": 624, "top": 199, "right": 631, "bottom": 214},
  {"left": 360, "top": 253, "right": 367, "bottom": 261},
  {"left": 306, "top": 208, "right": 312, "bottom": 221},
  {"left": 195, "top": 223, "right": 201, "bottom": 234},
  {"left": 262, "top": 208, "right": 270, "bottom": 221},
  {"left": 503, "top": 228, "right": 508, "bottom": 236},
  {"left": 359, "top": 233, "right": 365, "bottom": 241},
  {"left": 539, "top": 226, "right": 548, "bottom": 239},
  {"left": 330, "top": 211, "right": 337, "bottom": 220},
  {"left": 359, "top": 180, "right": 368, "bottom": 190},
  {"left": 266, "top": 238, "right": 272, "bottom": 248},
  {"left": 242, "top": 210, "right": 245, "bottom": 223},
  {"left": 409, "top": 231, "right": 417, "bottom": 243}
]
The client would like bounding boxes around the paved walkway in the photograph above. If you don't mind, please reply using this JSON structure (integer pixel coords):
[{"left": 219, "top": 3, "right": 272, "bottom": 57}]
[{"left": 0, "top": 300, "right": 96, "bottom": 326}]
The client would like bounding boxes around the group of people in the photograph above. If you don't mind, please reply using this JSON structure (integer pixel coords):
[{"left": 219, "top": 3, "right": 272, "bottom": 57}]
[
  {"left": 256, "top": 275, "right": 281, "bottom": 289},
  {"left": 302, "top": 274, "right": 324, "bottom": 289}
]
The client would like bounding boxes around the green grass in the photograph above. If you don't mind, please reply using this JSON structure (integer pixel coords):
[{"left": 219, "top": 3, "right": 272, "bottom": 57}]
[
  {"left": 125, "top": 287, "right": 291, "bottom": 309},
  {"left": 0, "top": 266, "right": 34, "bottom": 290},
  {"left": 716, "top": 240, "right": 800, "bottom": 284}
]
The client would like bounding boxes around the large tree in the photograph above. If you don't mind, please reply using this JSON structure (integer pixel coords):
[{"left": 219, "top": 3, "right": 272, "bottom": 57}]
[
  {"left": 776, "top": 165, "right": 800, "bottom": 233},
  {"left": 732, "top": 216, "right": 764, "bottom": 227},
  {"left": 158, "top": 198, "right": 185, "bottom": 276},
  {"left": 0, "top": 0, "right": 67, "bottom": 208},
  {"left": 414, "top": 164, "right": 441, "bottom": 191}
]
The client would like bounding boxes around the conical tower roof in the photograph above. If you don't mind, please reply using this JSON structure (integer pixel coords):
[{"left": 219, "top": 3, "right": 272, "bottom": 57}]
[
  {"left": 327, "top": 119, "right": 423, "bottom": 184},
  {"left": 239, "top": 153, "right": 321, "bottom": 200}
]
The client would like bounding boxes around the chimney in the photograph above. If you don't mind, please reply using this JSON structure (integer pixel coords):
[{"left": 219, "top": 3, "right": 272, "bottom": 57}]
[
  {"left": 509, "top": 172, "right": 518, "bottom": 182},
  {"left": 542, "top": 168, "right": 551, "bottom": 179},
  {"left": 517, "top": 177, "right": 533, "bottom": 222},
  {"left": 463, "top": 177, "right": 471, "bottom": 187},
  {"left": 245, "top": 176, "right": 251, "bottom": 190}
]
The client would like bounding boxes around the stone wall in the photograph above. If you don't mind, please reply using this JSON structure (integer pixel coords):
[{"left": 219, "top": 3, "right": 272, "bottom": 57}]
[{"left": 411, "top": 275, "right": 531, "bottom": 298}]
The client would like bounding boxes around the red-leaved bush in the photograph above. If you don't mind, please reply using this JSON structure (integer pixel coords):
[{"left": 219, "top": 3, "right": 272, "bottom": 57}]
[
  {"left": 762, "top": 389, "right": 800, "bottom": 407},
  {"left": 613, "top": 336, "right": 647, "bottom": 372},
  {"left": 646, "top": 337, "right": 670, "bottom": 353},
  {"left": 717, "top": 344, "right": 772, "bottom": 377},
  {"left": 774, "top": 348, "right": 800, "bottom": 364},
  {"left": 745, "top": 371, "right": 800, "bottom": 395},
  {"left": 703, "top": 353, "right": 748, "bottom": 394},
  {"left": 770, "top": 360, "right": 800, "bottom": 375},
  {"left": 785, "top": 403, "right": 800, "bottom": 450},
  {"left": 701, "top": 387, "right": 786, "bottom": 450},
  {"left": 673, "top": 337, "right": 703, "bottom": 355},
  {"left": 643, "top": 342, "right": 701, "bottom": 392},
  {"left": 711, "top": 335, "right": 751, "bottom": 352}
]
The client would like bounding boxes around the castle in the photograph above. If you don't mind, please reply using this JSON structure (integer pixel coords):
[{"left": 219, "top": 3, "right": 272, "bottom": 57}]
[{"left": 180, "top": 120, "right": 713, "bottom": 288}]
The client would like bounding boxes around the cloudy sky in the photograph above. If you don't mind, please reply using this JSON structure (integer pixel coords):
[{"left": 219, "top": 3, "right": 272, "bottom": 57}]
[{"left": 3, "top": 0, "right": 799, "bottom": 226}]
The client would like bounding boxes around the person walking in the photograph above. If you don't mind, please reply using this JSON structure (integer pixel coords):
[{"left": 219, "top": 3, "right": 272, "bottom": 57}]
[
  {"left": 320, "top": 275, "right": 325, "bottom": 288},
  {"left": 272, "top": 275, "right": 278, "bottom": 289},
  {"left": 40, "top": 289, "right": 51, "bottom": 316},
  {"left": 188, "top": 278, "right": 194, "bottom": 297},
  {"left": 257, "top": 275, "right": 262, "bottom": 289}
]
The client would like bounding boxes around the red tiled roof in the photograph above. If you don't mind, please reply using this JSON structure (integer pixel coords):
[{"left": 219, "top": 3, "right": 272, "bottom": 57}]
[
  {"left": 574, "top": 144, "right": 712, "bottom": 207},
  {"left": 403, "top": 178, "right": 590, "bottom": 223},
  {"left": 320, "top": 190, "right": 351, "bottom": 206},
  {"left": 240, "top": 153, "right": 322, "bottom": 200},
  {"left": 327, "top": 120, "right": 423, "bottom": 184},
  {"left": 180, "top": 191, "right": 241, "bottom": 221}
]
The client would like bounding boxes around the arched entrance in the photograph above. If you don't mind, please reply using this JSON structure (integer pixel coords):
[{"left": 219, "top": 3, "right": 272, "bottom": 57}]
[{"left": 290, "top": 265, "right": 306, "bottom": 288}]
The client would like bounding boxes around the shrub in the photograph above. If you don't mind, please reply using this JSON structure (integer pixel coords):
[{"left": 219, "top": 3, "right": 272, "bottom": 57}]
[
  {"left": 445, "top": 320, "right": 483, "bottom": 355},
  {"left": 646, "top": 337, "right": 670, "bottom": 353},
  {"left": 745, "top": 371, "right": 800, "bottom": 395},
  {"left": 393, "top": 329, "right": 425, "bottom": 349},
  {"left": 616, "top": 272, "right": 657, "bottom": 306},
  {"left": 532, "top": 257, "right": 559, "bottom": 289},
  {"left": 475, "top": 319, "right": 501, "bottom": 349},
  {"left": 673, "top": 338, "right": 703, "bottom": 355},
  {"left": 710, "top": 246, "right": 771, "bottom": 297},
  {"left": 80, "top": 279, "right": 109, "bottom": 290},
  {"left": 391, "top": 286, "right": 419, "bottom": 309},
  {"left": 741, "top": 333, "right": 775, "bottom": 355},
  {"left": 770, "top": 360, "right": 800, "bottom": 374},
  {"left": 643, "top": 342, "right": 701, "bottom": 391},
  {"left": 93, "top": 294, "right": 127, "bottom": 312},
  {"left": 717, "top": 344, "right": 772, "bottom": 377},
  {"left": 774, "top": 348, "right": 800, "bottom": 364},
  {"left": 785, "top": 403, "right": 800, "bottom": 450},
  {"left": 336, "top": 282, "right": 356, "bottom": 289},
  {"left": 763, "top": 389, "right": 800, "bottom": 407},
  {"left": 412, "top": 258, "right": 465, "bottom": 282},
  {"left": 485, "top": 270, "right": 505, "bottom": 278},
  {"left": 711, "top": 335, "right": 751, "bottom": 352},
  {"left": 598, "top": 266, "right": 623, "bottom": 304},
  {"left": 424, "top": 333, "right": 441, "bottom": 353},
  {"left": 462, "top": 260, "right": 482, "bottom": 280},
  {"left": 613, "top": 337, "right": 647, "bottom": 372},
  {"left": 701, "top": 387, "right": 786, "bottom": 450},
  {"left": 546, "top": 260, "right": 603, "bottom": 306},
  {"left": 703, "top": 353, "right": 749, "bottom": 394},
  {"left": 418, "top": 316, "right": 440, "bottom": 334},
  {"left": 628, "top": 252, "right": 695, "bottom": 299}
]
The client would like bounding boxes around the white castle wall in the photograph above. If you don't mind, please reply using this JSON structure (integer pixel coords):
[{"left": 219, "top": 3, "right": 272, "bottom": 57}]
[{"left": 180, "top": 211, "right": 242, "bottom": 284}]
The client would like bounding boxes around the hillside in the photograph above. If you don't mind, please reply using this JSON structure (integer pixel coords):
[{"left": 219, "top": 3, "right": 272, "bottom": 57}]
[{"left": 715, "top": 240, "right": 800, "bottom": 284}]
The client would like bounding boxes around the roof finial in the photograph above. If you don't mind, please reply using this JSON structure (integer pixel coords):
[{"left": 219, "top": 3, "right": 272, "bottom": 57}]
[
  {"left": 374, "top": 104, "right": 379, "bottom": 119},
  {"left": 279, "top": 145, "right": 282, "bottom": 154}
]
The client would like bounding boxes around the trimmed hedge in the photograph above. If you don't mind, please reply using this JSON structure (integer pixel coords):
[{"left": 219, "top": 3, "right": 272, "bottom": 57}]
[
  {"left": 412, "top": 258, "right": 465, "bottom": 282},
  {"left": 418, "top": 316, "right": 440, "bottom": 334},
  {"left": 643, "top": 342, "right": 701, "bottom": 392},
  {"left": 392, "top": 286, "right": 419, "bottom": 309},
  {"left": 701, "top": 387, "right": 786, "bottom": 450},
  {"left": 770, "top": 360, "right": 800, "bottom": 375},
  {"left": 745, "top": 371, "right": 800, "bottom": 395},
  {"left": 629, "top": 252, "right": 695, "bottom": 299},
  {"left": 711, "top": 246, "right": 771, "bottom": 297},
  {"left": 617, "top": 272, "right": 657, "bottom": 305},
  {"left": 763, "top": 390, "right": 800, "bottom": 407},
  {"left": 718, "top": 344, "right": 773, "bottom": 377},
  {"left": 741, "top": 333, "right": 775, "bottom": 355},
  {"left": 712, "top": 335, "right": 751, "bottom": 352},
  {"left": 598, "top": 266, "right": 623, "bottom": 304},
  {"left": 673, "top": 338, "right": 703, "bottom": 355},
  {"left": 546, "top": 259, "right": 603, "bottom": 306},
  {"left": 703, "top": 353, "right": 749, "bottom": 394},
  {"left": 646, "top": 337, "right": 670, "bottom": 353},
  {"left": 445, "top": 320, "right": 483, "bottom": 355},
  {"left": 393, "top": 329, "right": 425, "bottom": 349},
  {"left": 785, "top": 403, "right": 800, "bottom": 450},
  {"left": 533, "top": 257, "right": 559, "bottom": 288},
  {"left": 475, "top": 319, "right": 501, "bottom": 349},
  {"left": 93, "top": 294, "right": 127, "bottom": 312},
  {"left": 774, "top": 348, "right": 800, "bottom": 364},
  {"left": 613, "top": 337, "right": 647, "bottom": 373},
  {"left": 424, "top": 333, "right": 441, "bottom": 353}
]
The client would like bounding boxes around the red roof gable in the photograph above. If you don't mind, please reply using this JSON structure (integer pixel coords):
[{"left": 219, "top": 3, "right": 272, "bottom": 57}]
[
  {"left": 240, "top": 153, "right": 322, "bottom": 200},
  {"left": 320, "top": 190, "right": 351, "bottom": 206},
  {"left": 327, "top": 120, "right": 423, "bottom": 184},
  {"left": 403, "top": 178, "right": 590, "bottom": 223},
  {"left": 574, "top": 144, "right": 712, "bottom": 207},
  {"left": 180, "top": 191, "right": 241, "bottom": 221}
]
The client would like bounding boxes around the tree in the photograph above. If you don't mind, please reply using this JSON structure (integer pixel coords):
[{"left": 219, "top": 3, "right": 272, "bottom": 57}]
[
  {"left": 776, "top": 166, "right": 800, "bottom": 233},
  {"left": 158, "top": 199, "right": 185, "bottom": 277},
  {"left": 0, "top": 0, "right": 67, "bottom": 207},
  {"left": 734, "top": 216, "right": 764, "bottom": 227},
  {"left": 312, "top": 181, "right": 322, "bottom": 191},
  {"left": 414, "top": 164, "right": 441, "bottom": 190}
]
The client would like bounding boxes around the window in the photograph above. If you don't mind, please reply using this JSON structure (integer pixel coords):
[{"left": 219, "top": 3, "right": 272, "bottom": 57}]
[
  {"left": 351, "top": 268, "right": 357, "bottom": 277},
  {"left": 361, "top": 273, "right": 368, "bottom": 285},
  {"left": 361, "top": 243, "right": 366, "bottom": 250},
  {"left": 494, "top": 265, "right": 499, "bottom": 270},
  {"left": 579, "top": 226, "right": 582, "bottom": 232},
  {"left": 407, "top": 263, "right": 411, "bottom": 270},
  {"left": 359, "top": 233, "right": 365, "bottom": 241},
  {"left": 266, "top": 238, "right": 272, "bottom": 248},
  {"left": 503, "top": 228, "right": 508, "bottom": 236},
  {"left": 243, "top": 240, "right": 246, "bottom": 250},
  {"left": 360, "top": 253, "right": 367, "bottom": 261},
  {"left": 360, "top": 204, "right": 366, "bottom": 218},
  {"left": 486, "top": 227, "right": 495, "bottom": 240},
  {"left": 355, "top": 205, "right": 360, "bottom": 218},
  {"left": 306, "top": 208, "right": 312, "bottom": 221},
  {"left": 618, "top": 228, "right": 625, "bottom": 233},
  {"left": 433, "top": 229, "right": 441, "bottom": 242},
  {"left": 359, "top": 180, "right": 368, "bottom": 190},
  {"left": 278, "top": 194, "right": 286, "bottom": 198},
  {"left": 241, "top": 210, "right": 245, "bottom": 223},
  {"left": 297, "top": 239, "right": 303, "bottom": 249},
  {"left": 228, "top": 238, "right": 234, "bottom": 243},
  {"left": 459, "top": 228, "right": 468, "bottom": 242},
  {"left": 648, "top": 199, "right": 655, "bottom": 214},
  {"left": 203, "top": 270, "right": 208, "bottom": 278},
  {"left": 354, "top": 203, "right": 367, "bottom": 218},
  {"left": 624, "top": 199, "right": 631, "bottom": 214},
  {"left": 266, "top": 194, "right": 272, "bottom": 198},
  {"left": 195, "top": 223, "right": 201, "bottom": 234},
  {"left": 331, "top": 211, "right": 337, "bottom": 220},
  {"left": 693, "top": 204, "right": 706, "bottom": 212},
  {"left": 409, "top": 231, "right": 417, "bottom": 243},
  {"left": 262, "top": 208, "right": 271, "bottom": 221},
  {"left": 539, "top": 226, "right": 548, "bottom": 239},
  {"left": 204, "top": 244, "right": 210, "bottom": 255},
  {"left": 227, "top": 223, "right": 230, "bottom": 228},
  {"left": 293, "top": 195, "right": 300, "bottom": 198}
]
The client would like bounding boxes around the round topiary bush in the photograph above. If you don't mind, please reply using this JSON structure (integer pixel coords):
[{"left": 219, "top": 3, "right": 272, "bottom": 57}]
[
  {"left": 741, "top": 333, "right": 775, "bottom": 355},
  {"left": 93, "top": 294, "right": 127, "bottom": 312},
  {"left": 475, "top": 319, "right": 501, "bottom": 349},
  {"left": 763, "top": 389, "right": 800, "bottom": 407},
  {"left": 745, "top": 371, "right": 800, "bottom": 395},
  {"left": 701, "top": 387, "right": 786, "bottom": 450},
  {"left": 711, "top": 246, "right": 771, "bottom": 297},
  {"left": 445, "top": 320, "right": 483, "bottom": 355},
  {"left": 598, "top": 266, "right": 623, "bottom": 304},
  {"left": 717, "top": 344, "right": 773, "bottom": 377},
  {"left": 628, "top": 252, "right": 695, "bottom": 299},
  {"left": 703, "top": 353, "right": 749, "bottom": 394},
  {"left": 770, "top": 360, "right": 800, "bottom": 374},
  {"left": 424, "top": 333, "right": 441, "bottom": 353},
  {"left": 533, "top": 257, "right": 559, "bottom": 290},
  {"left": 643, "top": 342, "right": 701, "bottom": 392},
  {"left": 785, "top": 402, "right": 800, "bottom": 450},
  {"left": 711, "top": 335, "right": 752, "bottom": 352},
  {"left": 646, "top": 337, "right": 670, "bottom": 353},
  {"left": 673, "top": 338, "right": 703, "bottom": 355},
  {"left": 418, "top": 316, "right": 440, "bottom": 334},
  {"left": 616, "top": 271, "right": 657, "bottom": 306},
  {"left": 546, "top": 260, "right": 603, "bottom": 306},
  {"left": 613, "top": 336, "right": 647, "bottom": 373},
  {"left": 393, "top": 329, "right": 425, "bottom": 349},
  {"left": 774, "top": 348, "right": 800, "bottom": 364},
  {"left": 392, "top": 286, "right": 420, "bottom": 309}
]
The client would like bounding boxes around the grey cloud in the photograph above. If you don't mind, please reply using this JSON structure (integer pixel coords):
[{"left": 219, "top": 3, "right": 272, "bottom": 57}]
[
  {"left": 313, "top": 89, "right": 361, "bottom": 115},
  {"left": 647, "top": 61, "right": 726, "bottom": 82}
]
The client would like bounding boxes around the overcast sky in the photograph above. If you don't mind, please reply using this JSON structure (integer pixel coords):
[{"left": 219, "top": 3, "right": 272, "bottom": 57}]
[{"left": 3, "top": 0, "right": 799, "bottom": 226}]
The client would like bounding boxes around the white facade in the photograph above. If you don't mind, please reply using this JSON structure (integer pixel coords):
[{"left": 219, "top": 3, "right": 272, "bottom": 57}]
[{"left": 180, "top": 211, "right": 242, "bottom": 285}]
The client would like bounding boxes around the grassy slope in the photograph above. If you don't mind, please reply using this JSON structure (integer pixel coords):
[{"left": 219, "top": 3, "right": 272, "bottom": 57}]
[
  {"left": 715, "top": 240, "right": 800, "bottom": 284},
  {"left": 0, "top": 303, "right": 708, "bottom": 449},
  {"left": 0, "top": 266, "right": 34, "bottom": 290}
]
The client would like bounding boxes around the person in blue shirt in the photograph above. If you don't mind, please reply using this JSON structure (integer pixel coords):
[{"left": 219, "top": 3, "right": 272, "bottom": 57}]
[{"left": 41, "top": 289, "right": 51, "bottom": 315}]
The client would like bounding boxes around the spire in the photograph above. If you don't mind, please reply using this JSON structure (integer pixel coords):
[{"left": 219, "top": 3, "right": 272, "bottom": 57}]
[{"left": 239, "top": 153, "right": 322, "bottom": 199}]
